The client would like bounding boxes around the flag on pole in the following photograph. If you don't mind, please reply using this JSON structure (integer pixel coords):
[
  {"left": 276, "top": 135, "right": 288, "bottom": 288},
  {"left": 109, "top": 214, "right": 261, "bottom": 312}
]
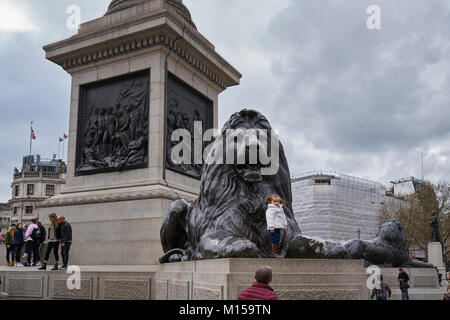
[
  {"left": 59, "top": 137, "right": 64, "bottom": 142},
  {"left": 63, "top": 133, "right": 68, "bottom": 139},
  {"left": 31, "top": 128, "right": 36, "bottom": 140},
  {"left": 53, "top": 154, "right": 57, "bottom": 159}
]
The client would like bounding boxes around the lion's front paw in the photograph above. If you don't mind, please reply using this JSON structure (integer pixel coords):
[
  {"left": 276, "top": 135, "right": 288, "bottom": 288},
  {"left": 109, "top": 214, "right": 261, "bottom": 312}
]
[{"left": 219, "top": 239, "right": 259, "bottom": 258}]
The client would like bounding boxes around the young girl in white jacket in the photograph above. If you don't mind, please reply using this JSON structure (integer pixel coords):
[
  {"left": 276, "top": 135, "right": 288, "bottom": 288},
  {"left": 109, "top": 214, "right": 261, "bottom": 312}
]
[{"left": 266, "top": 194, "right": 288, "bottom": 258}]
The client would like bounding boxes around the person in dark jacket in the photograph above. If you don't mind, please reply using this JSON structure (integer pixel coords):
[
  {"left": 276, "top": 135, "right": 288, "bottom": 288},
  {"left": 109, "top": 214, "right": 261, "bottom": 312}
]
[
  {"left": 12, "top": 223, "right": 24, "bottom": 267},
  {"left": 398, "top": 269, "right": 410, "bottom": 300},
  {"left": 238, "top": 266, "right": 278, "bottom": 300},
  {"left": 36, "top": 221, "right": 46, "bottom": 266},
  {"left": 57, "top": 216, "right": 72, "bottom": 270},
  {"left": 39, "top": 213, "right": 61, "bottom": 271}
]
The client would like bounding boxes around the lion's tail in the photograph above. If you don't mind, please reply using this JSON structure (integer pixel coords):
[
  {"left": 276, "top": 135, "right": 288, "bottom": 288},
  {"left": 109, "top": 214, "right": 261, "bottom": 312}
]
[{"left": 159, "top": 248, "right": 186, "bottom": 264}]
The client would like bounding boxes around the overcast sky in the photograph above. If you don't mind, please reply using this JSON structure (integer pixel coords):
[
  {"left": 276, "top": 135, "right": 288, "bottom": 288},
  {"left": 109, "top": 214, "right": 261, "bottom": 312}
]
[{"left": 1, "top": 0, "right": 450, "bottom": 202}]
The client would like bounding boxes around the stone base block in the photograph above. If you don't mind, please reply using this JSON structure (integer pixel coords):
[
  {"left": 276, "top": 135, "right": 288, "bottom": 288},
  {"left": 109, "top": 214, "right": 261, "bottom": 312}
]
[
  {"left": 0, "top": 266, "right": 157, "bottom": 300},
  {"left": 157, "top": 258, "right": 370, "bottom": 300}
]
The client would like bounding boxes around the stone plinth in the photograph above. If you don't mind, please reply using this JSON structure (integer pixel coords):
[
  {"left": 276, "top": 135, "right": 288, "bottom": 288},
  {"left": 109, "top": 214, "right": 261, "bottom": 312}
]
[
  {"left": 39, "top": 0, "right": 241, "bottom": 265},
  {"left": 156, "top": 259, "right": 370, "bottom": 300},
  {"left": 428, "top": 242, "right": 445, "bottom": 276}
]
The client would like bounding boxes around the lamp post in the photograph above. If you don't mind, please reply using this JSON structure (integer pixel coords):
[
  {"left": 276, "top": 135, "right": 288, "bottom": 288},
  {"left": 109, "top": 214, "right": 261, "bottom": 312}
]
[{"left": 357, "top": 228, "right": 361, "bottom": 240}]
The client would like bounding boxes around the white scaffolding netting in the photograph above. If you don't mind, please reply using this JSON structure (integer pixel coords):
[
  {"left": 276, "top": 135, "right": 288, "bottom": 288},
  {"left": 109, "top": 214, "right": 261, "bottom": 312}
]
[{"left": 292, "top": 171, "right": 388, "bottom": 242}]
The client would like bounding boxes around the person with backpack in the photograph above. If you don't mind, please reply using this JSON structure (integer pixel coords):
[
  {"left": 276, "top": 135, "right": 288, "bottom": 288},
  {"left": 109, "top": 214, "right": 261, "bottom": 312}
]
[
  {"left": 13, "top": 223, "right": 24, "bottom": 267},
  {"left": 370, "top": 275, "right": 392, "bottom": 300},
  {"left": 24, "top": 219, "right": 40, "bottom": 267},
  {"left": 39, "top": 213, "right": 61, "bottom": 271}
]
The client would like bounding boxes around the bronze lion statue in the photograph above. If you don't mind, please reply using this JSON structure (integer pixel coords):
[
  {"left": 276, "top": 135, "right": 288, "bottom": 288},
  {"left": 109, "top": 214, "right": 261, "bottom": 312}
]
[
  {"left": 159, "top": 109, "right": 432, "bottom": 268},
  {"left": 343, "top": 219, "right": 433, "bottom": 268}
]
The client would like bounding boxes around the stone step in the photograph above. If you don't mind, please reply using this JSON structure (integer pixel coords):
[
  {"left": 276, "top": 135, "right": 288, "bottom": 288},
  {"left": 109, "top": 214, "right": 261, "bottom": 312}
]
[
  {"left": 228, "top": 272, "right": 368, "bottom": 285},
  {"left": 389, "top": 289, "right": 445, "bottom": 301},
  {"left": 378, "top": 268, "right": 440, "bottom": 289},
  {"left": 275, "top": 288, "right": 360, "bottom": 300},
  {"left": 193, "top": 258, "right": 365, "bottom": 274}
]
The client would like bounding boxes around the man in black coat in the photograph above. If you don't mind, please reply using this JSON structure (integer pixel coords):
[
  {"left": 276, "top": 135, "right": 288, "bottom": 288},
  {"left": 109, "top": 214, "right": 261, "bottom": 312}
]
[
  {"left": 398, "top": 269, "right": 410, "bottom": 300},
  {"left": 57, "top": 216, "right": 72, "bottom": 270}
]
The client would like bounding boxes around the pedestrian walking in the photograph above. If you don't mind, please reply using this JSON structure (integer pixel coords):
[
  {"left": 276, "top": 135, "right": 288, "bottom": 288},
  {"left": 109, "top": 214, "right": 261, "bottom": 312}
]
[{"left": 39, "top": 213, "right": 61, "bottom": 271}]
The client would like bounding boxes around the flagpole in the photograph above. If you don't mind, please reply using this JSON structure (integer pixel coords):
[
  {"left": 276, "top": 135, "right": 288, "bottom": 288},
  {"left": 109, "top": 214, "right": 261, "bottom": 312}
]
[
  {"left": 58, "top": 139, "right": 61, "bottom": 160},
  {"left": 29, "top": 121, "right": 33, "bottom": 155}
]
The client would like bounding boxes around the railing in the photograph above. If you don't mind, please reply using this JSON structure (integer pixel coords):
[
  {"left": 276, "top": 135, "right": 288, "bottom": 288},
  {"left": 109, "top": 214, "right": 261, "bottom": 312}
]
[
  {"left": 24, "top": 172, "right": 39, "bottom": 178},
  {"left": 13, "top": 171, "right": 61, "bottom": 180},
  {"left": 42, "top": 173, "right": 60, "bottom": 179}
]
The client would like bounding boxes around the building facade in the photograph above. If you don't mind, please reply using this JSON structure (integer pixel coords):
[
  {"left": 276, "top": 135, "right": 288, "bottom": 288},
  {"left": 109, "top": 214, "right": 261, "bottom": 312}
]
[
  {"left": 8, "top": 155, "right": 66, "bottom": 226},
  {"left": 292, "top": 171, "right": 388, "bottom": 242}
]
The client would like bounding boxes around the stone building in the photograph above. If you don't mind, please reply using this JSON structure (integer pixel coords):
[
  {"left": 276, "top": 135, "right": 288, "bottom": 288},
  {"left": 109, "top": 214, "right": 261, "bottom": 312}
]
[
  {"left": 0, "top": 203, "right": 10, "bottom": 235},
  {"left": 8, "top": 155, "right": 66, "bottom": 226},
  {"left": 292, "top": 171, "right": 388, "bottom": 242}
]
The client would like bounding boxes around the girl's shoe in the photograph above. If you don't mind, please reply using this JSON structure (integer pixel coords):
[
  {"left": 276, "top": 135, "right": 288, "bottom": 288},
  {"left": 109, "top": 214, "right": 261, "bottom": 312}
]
[{"left": 51, "top": 264, "right": 59, "bottom": 271}]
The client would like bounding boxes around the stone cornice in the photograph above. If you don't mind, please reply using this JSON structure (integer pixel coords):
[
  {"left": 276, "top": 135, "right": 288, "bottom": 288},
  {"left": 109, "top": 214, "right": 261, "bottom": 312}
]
[
  {"left": 37, "top": 188, "right": 197, "bottom": 208},
  {"left": 44, "top": 9, "right": 241, "bottom": 90}
]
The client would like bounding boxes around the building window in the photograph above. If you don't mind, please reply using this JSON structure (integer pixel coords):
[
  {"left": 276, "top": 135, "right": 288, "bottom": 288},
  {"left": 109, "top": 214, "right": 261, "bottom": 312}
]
[
  {"left": 25, "top": 206, "right": 33, "bottom": 215},
  {"left": 27, "top": 184, "right": 34, "bottom": 196},
  {"left": 13, "top": 207, "right": 18, "bottom": 215},
  {"left": 315, "top": 179, "right": 331, "bottom": 185},
  {"left": 14, "top": 185, "right": 19, "bottom": 197},
  {"left": 46, "top": 185, "right": 55, "bottom": 197}
]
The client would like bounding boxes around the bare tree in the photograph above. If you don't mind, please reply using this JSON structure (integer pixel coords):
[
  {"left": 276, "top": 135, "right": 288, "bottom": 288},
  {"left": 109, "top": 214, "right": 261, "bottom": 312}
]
[{"left": 379, "top": 182, "right": 450, "bottom": 266}]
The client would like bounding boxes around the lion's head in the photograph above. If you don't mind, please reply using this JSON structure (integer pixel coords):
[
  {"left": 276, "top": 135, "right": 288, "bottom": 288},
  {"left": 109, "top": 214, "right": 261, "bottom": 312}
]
[{"left": 375, "top": 219, "right": 407, "bottom": 249}]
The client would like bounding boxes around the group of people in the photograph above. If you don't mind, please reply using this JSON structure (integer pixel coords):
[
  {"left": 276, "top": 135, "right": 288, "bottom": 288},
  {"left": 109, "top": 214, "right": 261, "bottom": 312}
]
[{"left": 4, "top": 214, "right": 72, "bottom": 271}]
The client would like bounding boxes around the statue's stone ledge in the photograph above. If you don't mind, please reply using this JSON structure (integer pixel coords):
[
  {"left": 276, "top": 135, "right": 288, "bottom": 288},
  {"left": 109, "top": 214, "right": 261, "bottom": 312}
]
[{"left": 37, "top": 184, "right": 198, "bottom": 208}]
